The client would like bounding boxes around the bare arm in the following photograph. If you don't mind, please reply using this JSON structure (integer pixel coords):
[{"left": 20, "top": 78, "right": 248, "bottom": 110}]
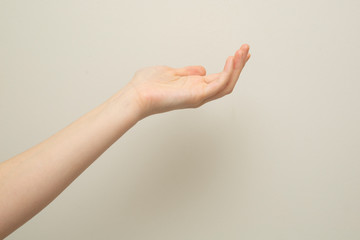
[{"left": 0, "top": 44, "right": 250, "bottom": 238}]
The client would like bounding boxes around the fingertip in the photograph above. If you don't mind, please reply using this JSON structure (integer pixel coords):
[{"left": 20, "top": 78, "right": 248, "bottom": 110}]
[
  {"left": 246, "top": 53, "right": 251, "bottom": 61},
  {"left": 241, "top": 43, "right": 250, "bottom": 51},
  {"left": 197, "top": 65, "right": 207, "bottom": 76}
]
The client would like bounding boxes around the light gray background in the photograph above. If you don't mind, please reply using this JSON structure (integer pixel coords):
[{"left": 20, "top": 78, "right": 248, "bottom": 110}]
[{"left": 1, "top": 0, "right": 359, "bottom": 239}]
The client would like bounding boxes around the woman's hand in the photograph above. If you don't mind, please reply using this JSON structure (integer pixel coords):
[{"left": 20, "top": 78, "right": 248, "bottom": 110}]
[{"left": 125, "top": 44, "right": 251, "bottom": 119}]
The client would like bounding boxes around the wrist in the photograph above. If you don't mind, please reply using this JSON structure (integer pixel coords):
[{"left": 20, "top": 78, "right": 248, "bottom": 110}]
[{"left": 106, "top": 85, "right": 145, "bottom": 124}]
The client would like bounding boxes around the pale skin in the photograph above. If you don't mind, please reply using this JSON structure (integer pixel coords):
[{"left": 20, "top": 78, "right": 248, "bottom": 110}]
[{"left": 0, "top": 44, "right": 250, "bottom": 238}]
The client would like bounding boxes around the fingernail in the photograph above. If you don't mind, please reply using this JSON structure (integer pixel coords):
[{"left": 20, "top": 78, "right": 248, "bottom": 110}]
[
  {"left": 242, "top": 44, "right": 250, "bottom": 51},
  {"left": 246, "top": 53, "right": 251, "bottom": 61}
]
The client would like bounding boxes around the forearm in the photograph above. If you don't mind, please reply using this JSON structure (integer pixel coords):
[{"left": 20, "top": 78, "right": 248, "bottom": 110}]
[{"left": 0, "top": 88, "right": 140, "bottom": 238}]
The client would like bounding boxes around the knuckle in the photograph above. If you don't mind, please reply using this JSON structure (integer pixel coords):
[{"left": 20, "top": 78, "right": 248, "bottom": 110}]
[
  {"left": 226, "top": 90, "right": 232, "bottom": 95},
  {"left": 189, "top": 96, "right": 203, "bottom": 109},
  {"left": 222, "top": 87, "right": 232, "bottom": 95},
  {"left": 192, "top": 101, "right": 203, "bottom": 108},
  {"left": 133, "top": 70, "right": 141, "bottom": 78},
  {"left": 134, "top": 67, "right": 146, "bottom": 76}
]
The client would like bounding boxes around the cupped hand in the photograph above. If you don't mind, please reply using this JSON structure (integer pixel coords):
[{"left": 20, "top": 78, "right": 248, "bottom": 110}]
[{"left": 125, "top": 44, "right": 251, "bottom": 119}]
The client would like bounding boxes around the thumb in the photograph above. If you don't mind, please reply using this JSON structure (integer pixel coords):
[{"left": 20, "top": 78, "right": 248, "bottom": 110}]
[{"left": 174, "top": 65, "right": 207, "bottom": 76}]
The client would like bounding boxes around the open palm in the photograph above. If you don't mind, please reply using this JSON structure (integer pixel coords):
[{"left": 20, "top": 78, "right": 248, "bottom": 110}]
[{"left": 127, "top": 44, "right": 250, "bottom": 118}]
